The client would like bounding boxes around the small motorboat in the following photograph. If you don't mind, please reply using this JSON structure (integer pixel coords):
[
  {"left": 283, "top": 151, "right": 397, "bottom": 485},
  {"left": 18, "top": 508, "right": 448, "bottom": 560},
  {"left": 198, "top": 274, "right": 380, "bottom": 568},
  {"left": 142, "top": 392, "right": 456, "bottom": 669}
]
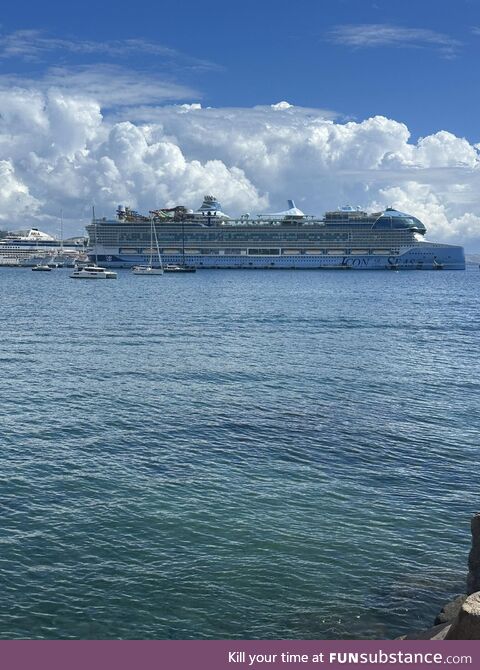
[
  {"left": 163, "top": 264, "right": 197, "bottom": 273},
  {"left": 32, "top": 264, "right": 52, "bottom": 272}
]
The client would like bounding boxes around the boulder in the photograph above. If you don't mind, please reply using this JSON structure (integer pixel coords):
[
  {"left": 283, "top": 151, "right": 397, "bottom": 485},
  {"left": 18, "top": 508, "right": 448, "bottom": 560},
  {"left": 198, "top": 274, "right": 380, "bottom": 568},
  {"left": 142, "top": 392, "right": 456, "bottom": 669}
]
[
  {"left": 399, "top": 622, "right": 451, "bottom": 640},
  {"left": 445, "top": 592, "right": 480, "bottom": 640},
  {"left": 434, "top": 595, "right": 467, "bottom": 625}
]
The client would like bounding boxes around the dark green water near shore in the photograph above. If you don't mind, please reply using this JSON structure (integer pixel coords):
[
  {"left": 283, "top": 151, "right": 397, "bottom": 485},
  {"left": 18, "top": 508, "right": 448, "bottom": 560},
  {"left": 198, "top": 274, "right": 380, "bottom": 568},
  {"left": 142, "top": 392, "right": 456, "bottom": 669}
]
[{"left": 0, "top": 267, "right": 478, "bottom": 639}]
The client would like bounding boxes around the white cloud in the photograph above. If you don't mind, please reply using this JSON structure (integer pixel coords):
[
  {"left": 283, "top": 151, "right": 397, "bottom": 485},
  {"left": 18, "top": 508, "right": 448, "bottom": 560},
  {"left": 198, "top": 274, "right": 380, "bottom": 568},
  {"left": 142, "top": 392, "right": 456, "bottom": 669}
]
[
  {"left": 0, "top": 65, "right": 200, "bottom": 108},
  {"left": 0, "top": 160, "right": 41, "bottom": 222},
  {"left": 0, "top": 89, "right": 479, "bottom": 249},
  {"left": 414, "top": 131, "right": 478, "bottom": 167},
  {"left": 327, "top": 24, "right": 461, "bottom": 57},
  {"left": 271, "top": 101, "right": 293, "bottom": 111},
  {"left": 0, "top": 29, "right": 220, "bottom": 72}
]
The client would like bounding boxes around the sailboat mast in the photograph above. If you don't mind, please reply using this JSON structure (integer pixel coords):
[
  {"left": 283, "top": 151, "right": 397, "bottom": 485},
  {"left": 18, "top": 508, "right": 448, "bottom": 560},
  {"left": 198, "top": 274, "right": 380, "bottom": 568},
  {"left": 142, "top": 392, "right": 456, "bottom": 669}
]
[
  {"left": 60, "top": 209, "right": 64, "bottom": 254},
  {"left": 153, "top": 218, "right": 163, "bottom": 270},
  {"left": 92, "top": 205, "right": 98, "bottom": 266}
]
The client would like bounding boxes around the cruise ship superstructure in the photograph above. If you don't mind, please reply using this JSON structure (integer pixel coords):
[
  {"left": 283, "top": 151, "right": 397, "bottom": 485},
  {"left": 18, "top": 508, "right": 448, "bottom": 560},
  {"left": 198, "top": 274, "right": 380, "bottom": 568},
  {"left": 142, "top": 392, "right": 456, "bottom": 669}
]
[{"left": 85, "top": 196, "right": 465, "bottom": 270}]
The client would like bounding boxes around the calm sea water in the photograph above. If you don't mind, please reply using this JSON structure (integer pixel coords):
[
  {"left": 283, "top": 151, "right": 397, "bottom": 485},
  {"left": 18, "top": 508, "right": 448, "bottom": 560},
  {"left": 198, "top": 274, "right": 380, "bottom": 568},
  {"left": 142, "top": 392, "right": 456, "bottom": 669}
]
[{"left": 1, "top": 267, "right": 479, "bottom": 640}]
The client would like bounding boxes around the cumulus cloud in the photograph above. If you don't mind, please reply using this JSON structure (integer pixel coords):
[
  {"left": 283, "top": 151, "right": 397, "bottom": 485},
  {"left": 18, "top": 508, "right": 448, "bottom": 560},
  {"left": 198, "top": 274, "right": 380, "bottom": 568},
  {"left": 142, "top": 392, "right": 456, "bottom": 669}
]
[
  {"left": 0, "top": 160, "right": 40, "bottom": 215},
  {"left": 0, "top": 89, "right": 479, "bottom": 249}
]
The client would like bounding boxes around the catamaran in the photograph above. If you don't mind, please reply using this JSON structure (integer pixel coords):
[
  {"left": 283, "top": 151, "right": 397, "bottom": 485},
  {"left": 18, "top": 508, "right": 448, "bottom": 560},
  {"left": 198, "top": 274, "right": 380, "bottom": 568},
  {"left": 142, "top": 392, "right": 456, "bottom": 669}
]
[
  {"left": 70, "top": 265, "right": 117, "bottom": 279},
  {"left": 70, "top": 218, "right": 117, "bottom": 279}
]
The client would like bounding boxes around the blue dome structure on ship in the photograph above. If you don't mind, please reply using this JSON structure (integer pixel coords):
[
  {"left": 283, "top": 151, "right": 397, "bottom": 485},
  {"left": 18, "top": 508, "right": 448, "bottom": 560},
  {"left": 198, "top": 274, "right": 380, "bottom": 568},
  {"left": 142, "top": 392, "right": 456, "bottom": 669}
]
[{"left": 372, "top": 208, "right": 426, "bottom": 234}]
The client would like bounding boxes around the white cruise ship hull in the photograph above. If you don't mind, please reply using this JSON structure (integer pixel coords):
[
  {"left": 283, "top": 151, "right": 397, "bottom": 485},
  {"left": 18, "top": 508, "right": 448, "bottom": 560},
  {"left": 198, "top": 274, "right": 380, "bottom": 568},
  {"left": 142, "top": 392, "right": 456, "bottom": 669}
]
[{"left": 89, "top": 244, "right": 465, "bottom": 271}]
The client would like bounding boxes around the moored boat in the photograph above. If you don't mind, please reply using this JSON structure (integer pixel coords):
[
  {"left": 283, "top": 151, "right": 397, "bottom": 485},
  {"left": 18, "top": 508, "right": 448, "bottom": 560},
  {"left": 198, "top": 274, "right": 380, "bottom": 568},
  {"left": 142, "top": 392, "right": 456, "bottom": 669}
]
[
  {"left": 70, "top": 265, "right": 117, "bottom": 279},
  {"left": 132, "top": 266, "right": 164, "bottom": 275},
  {"left": 163, "top": 264, "right": 197, "bottom": 273},
  {"left": 132, "top": 218, "right": 164, "bottom": 275},
  {"left": 32, "top": 264, "right": 52, "bottom": 272}
]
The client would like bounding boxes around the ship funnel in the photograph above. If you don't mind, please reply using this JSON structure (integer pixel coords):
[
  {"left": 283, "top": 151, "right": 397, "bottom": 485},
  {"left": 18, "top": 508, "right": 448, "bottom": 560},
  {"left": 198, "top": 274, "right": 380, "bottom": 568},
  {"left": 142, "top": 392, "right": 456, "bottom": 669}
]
[{"left": 287, "top": 199, "right": 295, "bottom": 209}]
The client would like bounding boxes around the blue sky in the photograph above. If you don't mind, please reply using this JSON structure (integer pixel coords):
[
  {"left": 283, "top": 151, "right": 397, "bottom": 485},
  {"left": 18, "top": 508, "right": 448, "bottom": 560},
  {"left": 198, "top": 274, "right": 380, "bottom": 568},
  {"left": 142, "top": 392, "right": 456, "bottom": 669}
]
[
  {"left": 1, "top": 0, "right": 480, "bottom": 248},
  {"left": 1, "top": 0, "right": 478, "bottom": 140}
]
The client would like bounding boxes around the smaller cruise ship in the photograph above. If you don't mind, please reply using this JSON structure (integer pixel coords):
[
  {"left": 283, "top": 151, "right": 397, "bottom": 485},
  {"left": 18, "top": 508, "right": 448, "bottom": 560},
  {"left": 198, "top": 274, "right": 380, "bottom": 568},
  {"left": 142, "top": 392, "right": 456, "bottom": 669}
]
[{"left": 0, "top": 228, "right": 85, "bottom": 266}]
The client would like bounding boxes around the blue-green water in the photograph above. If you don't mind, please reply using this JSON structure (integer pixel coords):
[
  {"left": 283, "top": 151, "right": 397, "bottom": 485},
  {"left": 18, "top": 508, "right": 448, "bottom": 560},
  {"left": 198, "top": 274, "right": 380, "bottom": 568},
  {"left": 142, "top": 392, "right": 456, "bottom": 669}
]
[{"left": 0, "top": 267, "right": 479, "bottom": 639}]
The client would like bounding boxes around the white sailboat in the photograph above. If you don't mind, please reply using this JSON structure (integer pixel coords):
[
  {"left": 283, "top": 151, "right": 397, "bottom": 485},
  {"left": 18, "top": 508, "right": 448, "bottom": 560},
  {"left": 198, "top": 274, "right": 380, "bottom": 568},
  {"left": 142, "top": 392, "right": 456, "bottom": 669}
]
[{"left": 132, "top": 218, "right": 164, "bottom": 275}]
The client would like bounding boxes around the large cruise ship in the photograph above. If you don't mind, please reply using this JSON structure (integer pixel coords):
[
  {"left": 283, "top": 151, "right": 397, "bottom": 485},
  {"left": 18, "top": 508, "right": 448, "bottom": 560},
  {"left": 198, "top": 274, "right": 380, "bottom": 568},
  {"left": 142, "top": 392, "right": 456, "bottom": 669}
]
[
  {"left": 0, "top": 228, "right": 85, "bottom": 266},
  {"left": 85, "top": 196, "right": 465, "bottom": 270}
]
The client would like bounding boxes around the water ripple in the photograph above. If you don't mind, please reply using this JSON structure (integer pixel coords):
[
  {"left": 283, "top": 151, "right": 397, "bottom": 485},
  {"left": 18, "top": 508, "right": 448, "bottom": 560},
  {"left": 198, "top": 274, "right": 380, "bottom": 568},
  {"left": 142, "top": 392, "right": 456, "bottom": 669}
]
[{"left": 0, "top": 267, "right": 478, "bottom": 639}]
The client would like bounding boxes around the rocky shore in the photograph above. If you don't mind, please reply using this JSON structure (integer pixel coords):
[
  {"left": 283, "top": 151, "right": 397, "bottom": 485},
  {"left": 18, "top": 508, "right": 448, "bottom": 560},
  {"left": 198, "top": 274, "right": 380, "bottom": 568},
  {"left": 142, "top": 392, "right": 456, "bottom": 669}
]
[{"left": 400, "top": 513, "right": 480, "bottom": 640}]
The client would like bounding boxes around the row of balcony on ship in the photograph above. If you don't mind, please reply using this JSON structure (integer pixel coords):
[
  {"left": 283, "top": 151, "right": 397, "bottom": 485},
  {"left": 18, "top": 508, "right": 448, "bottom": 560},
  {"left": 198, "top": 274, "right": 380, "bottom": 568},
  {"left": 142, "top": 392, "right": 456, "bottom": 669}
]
[{"left": 109, "top": 247, "right": 401, "bottom": 256}]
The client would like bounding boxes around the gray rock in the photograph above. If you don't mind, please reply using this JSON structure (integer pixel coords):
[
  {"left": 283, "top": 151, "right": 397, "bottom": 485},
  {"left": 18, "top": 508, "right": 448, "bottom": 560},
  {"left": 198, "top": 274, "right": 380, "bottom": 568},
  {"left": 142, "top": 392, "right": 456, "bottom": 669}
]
[
  {"left": 467, "top": 513, "right": 480, "bottom": 595},
  {"left": 400, "top": 622, "right": 451, "bottom": 640},
  {"left": 434, "top": 595, "right": 467, "bottom": 624},
  {"left": 445, "top": 592, "right": 480, "bottom": 639},
  {"left": 430, "top": 624, "right": 452, "bottom": 640}
]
